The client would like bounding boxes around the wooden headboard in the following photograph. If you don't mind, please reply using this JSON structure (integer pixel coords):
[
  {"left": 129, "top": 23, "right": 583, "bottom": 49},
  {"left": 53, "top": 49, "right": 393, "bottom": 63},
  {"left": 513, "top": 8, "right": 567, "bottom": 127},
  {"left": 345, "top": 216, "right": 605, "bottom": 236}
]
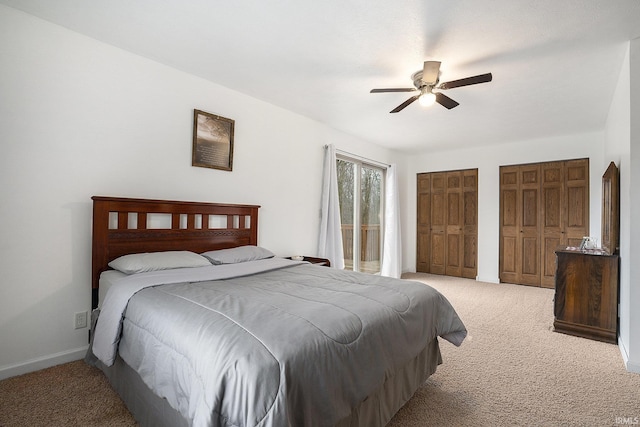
[{"left": 91, "top": 196, "right": 260, "bottom": 308}]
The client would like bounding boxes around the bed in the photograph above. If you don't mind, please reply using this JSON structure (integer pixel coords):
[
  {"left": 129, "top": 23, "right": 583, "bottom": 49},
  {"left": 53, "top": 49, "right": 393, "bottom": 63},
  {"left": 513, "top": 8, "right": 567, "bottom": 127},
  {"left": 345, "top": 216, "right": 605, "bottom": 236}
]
[{"left": 86, "top": 196, "right": 466, "bottom": 427}]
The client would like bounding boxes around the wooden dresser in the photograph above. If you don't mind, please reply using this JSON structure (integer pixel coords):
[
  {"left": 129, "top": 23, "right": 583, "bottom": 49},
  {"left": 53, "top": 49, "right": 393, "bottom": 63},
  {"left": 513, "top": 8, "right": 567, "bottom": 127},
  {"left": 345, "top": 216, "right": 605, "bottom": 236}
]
[{"left": 553, "top": 249, "right": 619, "bottom": 343}]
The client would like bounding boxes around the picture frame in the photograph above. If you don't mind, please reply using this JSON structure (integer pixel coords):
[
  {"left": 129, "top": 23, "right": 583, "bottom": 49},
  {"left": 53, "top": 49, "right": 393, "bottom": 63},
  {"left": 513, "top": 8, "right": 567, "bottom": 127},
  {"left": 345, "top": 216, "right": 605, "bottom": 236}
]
[
  {"left": 601, "top": 161, "right": 619, "bottom": 255},
  {"left": 192, "top": 109, "right": 234, "bottom": 171}
]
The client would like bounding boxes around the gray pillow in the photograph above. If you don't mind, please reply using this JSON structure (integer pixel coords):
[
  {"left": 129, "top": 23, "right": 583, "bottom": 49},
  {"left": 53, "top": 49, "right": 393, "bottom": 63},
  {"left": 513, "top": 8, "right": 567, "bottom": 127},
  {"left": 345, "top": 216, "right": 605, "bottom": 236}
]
[
  {"left": 108, "top": 251, "right": 211, "bottom": 274},
  {"left": 201, "top": 246, "right": 275, "bottom": 265}
]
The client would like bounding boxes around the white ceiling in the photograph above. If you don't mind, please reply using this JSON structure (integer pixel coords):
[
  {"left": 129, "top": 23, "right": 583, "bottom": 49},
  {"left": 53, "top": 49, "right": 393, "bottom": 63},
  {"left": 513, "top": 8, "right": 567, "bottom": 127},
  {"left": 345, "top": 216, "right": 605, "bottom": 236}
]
[{"left": 3, "top": 0, "right": 640, "bottom": 153}]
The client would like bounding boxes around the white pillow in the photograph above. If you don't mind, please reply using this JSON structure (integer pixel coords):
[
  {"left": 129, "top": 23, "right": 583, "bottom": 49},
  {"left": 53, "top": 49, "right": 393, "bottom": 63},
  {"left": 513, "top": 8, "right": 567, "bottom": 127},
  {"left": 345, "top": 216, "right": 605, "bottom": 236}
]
[
  {"left": 201, "top": 246, "right": 275, "bottom": 265},
  {"left": 108, "top": 251, "right": 211, "bottom": 274}
]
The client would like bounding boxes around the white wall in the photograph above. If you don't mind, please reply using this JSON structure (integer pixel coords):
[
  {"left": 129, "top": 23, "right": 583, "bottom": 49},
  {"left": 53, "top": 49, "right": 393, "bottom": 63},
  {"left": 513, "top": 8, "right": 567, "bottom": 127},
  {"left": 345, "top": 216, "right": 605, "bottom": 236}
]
[
  {"left": 630, "top": 37, "right": 640, "bottom": 373},
  {"left": 0, "top": 6, "right": 398, "bottom": 378},
  {"left": 2, "top": 3, "right": 637, "bottom": 378},
  {"left": 604, "top": 42, "right": 633, "bottom": 369},
  {"left": 606, "top": 37, "right": 640, "bottom": 373},
  {"left": 402, "top": 133, "right": 604, "bottom": 282}
]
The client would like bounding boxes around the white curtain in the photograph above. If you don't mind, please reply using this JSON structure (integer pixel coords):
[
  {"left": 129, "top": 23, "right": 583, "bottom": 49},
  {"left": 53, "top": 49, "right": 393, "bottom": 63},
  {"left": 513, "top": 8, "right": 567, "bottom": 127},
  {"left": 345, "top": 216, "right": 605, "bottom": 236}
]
[
  {"left": 381, "top": 164, "right": 402, "bottom": 278},
  {"left": 317, "top": 144, "right": 345, "bottom": 269}
]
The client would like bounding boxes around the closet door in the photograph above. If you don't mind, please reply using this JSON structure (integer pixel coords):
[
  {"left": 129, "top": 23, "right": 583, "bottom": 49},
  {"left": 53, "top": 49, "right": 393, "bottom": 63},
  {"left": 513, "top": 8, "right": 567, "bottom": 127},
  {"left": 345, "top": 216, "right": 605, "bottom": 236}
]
[
  {"left": 499, "top": 164, "right": 541, "bottom": 286},
  {"left": 416, "top": 173, "right": 431, "bottom": 272},
  {"left": 416, "top": 169, "right": 477, "bottom": 279},
  {"left": 564, "top": 159, "right": 589, "bottom": 247},
  {"left": 519, "top": 164, "right": 542, "bottom": 286},
  {"left": 500, "top": 166, "right": 520, "bottom": 284},
  {"left": 540, "top": 159, "right": 589, "bottom": 288},
  {"left": 462, "top": 170, "right": 478, "bottom": 279},
  {"left": 445, "top": 171, "right": 463, "bottom": 277},
  {"left": 500, "top": 159, "right": 588, "bottom": 288},
  {"left": 541, "top": 161, "right": 565, "bottom": 288},
  {"left": 429, "top": 172, "right": 447, "bottom": 275}
]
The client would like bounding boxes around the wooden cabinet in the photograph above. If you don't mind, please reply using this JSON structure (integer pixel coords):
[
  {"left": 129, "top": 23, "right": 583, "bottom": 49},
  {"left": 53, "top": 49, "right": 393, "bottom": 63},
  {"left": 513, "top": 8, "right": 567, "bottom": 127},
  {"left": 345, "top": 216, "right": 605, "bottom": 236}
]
[
  {"left": 499, "top": 159, "right": 589, "bottom": 288},
  {"left": 416, "top": 169, "right": 477, "bottom": 279},
  {"left": 554, "top": 249, "right": 618, "bottom": 343}
]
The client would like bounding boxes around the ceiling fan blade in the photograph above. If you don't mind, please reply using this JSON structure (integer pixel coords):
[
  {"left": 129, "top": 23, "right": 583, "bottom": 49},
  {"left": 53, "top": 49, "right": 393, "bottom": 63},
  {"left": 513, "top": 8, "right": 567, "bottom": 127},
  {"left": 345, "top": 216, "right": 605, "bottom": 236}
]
[
  {"left": 390, "top": 95, "right": 420, "bottom": 113},
  {"left": 422, "top": 61, "right": 441, "bottom": 85},
  {"left": 439, "top": 73, "right": 493, "bottom": 90},
  {"left": 370, "top": 88, "right": 418, "bottom": 93},
  {"left": 435, "top": 92, "right": 459, "bottom": 109}
]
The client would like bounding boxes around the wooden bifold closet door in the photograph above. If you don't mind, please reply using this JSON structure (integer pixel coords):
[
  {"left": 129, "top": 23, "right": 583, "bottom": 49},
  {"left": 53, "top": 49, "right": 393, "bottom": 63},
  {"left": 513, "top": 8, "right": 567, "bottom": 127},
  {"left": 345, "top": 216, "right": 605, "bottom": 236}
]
[
  {"left": 499, "top": 159, "right": 589, "bottom": 288},
  {"left": 417, "top": 169, "right": 478, "bottom": 279}
]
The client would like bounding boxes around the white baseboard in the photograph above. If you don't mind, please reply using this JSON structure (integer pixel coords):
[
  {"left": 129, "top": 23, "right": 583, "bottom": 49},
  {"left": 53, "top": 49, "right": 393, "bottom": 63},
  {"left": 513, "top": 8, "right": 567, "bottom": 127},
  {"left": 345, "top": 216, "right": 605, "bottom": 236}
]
[
  {"left": 0, "top": 345, "right": 89, "bottom": 381},
  {"left": 476, "top": 275, "right": 500, "bottom": 284},
  {"left": 618, "top": 337, "right": 640, "bottom": 374},
  {"left": 626, "top": 360, "right": 640, "bottom": 374}
]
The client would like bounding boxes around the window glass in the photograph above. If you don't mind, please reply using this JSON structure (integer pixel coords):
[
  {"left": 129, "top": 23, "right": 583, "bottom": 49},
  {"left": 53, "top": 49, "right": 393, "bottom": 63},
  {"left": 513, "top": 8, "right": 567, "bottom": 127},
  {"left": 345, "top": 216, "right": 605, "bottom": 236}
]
[{"left": 337, "top": 157, "right": 384, "bottom": 273}]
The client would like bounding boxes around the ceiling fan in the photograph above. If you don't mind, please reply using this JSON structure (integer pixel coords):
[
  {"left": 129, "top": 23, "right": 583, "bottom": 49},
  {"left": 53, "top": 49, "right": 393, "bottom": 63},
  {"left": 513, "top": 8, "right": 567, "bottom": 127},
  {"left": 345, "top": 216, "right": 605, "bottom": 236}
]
[{"left": 370, "top": 61, "right": 492, "bottom": 113}]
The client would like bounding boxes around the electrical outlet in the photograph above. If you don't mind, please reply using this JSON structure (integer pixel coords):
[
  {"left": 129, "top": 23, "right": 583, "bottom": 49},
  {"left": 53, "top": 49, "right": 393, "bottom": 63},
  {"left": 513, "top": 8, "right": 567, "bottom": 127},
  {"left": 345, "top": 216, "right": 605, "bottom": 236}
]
[{"left": 74, "top": 311, "right": 88, "bottom": 329}]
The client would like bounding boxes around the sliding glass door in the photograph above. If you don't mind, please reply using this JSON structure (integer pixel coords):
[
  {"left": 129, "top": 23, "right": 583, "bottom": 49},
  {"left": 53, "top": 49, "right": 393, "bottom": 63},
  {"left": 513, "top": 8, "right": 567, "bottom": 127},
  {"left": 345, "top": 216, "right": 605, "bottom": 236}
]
[{"left": 336, "top": 157, "right": 384, "bottom": 273}]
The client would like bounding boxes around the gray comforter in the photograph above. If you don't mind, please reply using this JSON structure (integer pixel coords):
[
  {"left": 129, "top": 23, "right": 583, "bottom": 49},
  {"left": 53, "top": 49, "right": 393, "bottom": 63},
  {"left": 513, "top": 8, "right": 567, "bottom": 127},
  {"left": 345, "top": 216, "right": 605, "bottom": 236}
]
[{"left": 91, "top": 259, "right": 466, "bottom": 427}]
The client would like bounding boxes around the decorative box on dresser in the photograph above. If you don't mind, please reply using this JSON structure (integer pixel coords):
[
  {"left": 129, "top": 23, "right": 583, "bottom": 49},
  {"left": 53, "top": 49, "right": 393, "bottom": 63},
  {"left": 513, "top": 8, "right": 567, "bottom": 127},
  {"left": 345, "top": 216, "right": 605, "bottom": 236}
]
[
  {"left": 553, "top": 249, "right": 619, "bottom": 343},
  {"left": 553, "top": 161, "right": 620, "bottom": 344}
]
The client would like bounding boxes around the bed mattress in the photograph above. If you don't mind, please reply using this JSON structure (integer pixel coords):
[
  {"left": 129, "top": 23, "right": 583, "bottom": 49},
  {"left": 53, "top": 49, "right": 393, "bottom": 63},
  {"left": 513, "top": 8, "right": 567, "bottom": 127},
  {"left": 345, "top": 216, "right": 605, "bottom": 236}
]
[
  {"left": 98, "top": 270, "right": 126, "bottom": 308},
  {"left": 89, "top": 259, "right": 466, "bottom": 427}
]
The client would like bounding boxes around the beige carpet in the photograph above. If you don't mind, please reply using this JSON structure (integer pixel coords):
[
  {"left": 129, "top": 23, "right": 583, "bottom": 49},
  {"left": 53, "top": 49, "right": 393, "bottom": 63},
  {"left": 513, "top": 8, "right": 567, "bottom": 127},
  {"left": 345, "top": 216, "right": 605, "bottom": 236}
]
[
  {"left": 389, "top": 273, "right": 640, "bottom": 426},
  {"left": 1, "top": 273, "right": 638, "bottom": 426},
  {"left": 0, "top": 358, "right": 135, "bottom": 426}
]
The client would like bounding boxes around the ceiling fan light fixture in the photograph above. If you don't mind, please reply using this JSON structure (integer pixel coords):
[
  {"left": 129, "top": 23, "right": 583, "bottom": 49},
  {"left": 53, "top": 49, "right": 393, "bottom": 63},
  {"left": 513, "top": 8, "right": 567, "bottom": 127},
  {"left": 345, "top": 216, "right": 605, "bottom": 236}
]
[
  {"left": 370, "top": 61, "right": 491, "bottom": 113},
  {"left": 419, "top": 91, "right": 436, "bottom": 107}
]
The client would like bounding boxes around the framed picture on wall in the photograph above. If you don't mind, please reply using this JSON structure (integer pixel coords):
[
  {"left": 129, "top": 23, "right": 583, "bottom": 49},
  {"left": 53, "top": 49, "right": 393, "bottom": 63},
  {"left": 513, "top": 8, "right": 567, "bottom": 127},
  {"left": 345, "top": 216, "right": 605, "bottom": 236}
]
[{"left": 192, "top": 109, "right": 234, "bottom": 171}]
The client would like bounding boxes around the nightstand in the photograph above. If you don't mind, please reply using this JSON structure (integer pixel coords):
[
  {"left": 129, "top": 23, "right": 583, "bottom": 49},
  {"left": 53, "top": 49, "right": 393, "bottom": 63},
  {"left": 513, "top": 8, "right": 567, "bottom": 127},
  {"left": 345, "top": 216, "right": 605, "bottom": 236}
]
[{"left": 287, "top": 256, "right": 331, "bottom": 267}]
